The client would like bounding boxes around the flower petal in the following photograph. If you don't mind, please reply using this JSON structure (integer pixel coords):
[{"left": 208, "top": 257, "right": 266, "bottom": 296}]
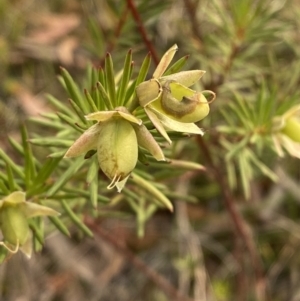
[
  {"left": 272, "top": 116, "right": 285, "bottom": 131},
  {"left": 64, "top": 123, "right": 101, "bottom": 158},
  {"left": 160, "top": 70, "right": 206, "bottom": 87},
  {"left": 117, "top": 111, "right": 142, "bottom": 125},
  {"left": 85, "top": 111, "right": 116, "bottom": 122},
  {"left": 168, "top": 81, "right": 196, "bottom": 99},
  {"left": 145, "top": 107, "right": 172, "bottom": 144},
  {"left": 21, "top": 202, "right": 60, "bottom": 218},
  {"left": 3, "top": 191, "right": 26, "bottom": 204},
  {"left": 153, "top": 108, "right": 204, "bottom": 135},
  {"left": 136, "top": 79, "right": 161, "bottom": 107},
  {"left": 272, "top": 135, "right": 285, "bottom": 157},
  {"left": 283, "top": 104, "right": 300, "bottom": 119},
  {"left": 133, "top": 124, "right": 165, "bottom": 161},
  {"left": 279, "top": 134, "right": 300, "bottom": 159},
  {"left": 86, "top": 107, "right": 142, "bottom": 125},
  {"left": 153, "top": 44, "right": 178, "bottom": 78},
  {"left": 19, "top": 233, "right": 32, "bottom": 258},
  {"left": 115, "top": 175, "right": 130, "bottom": 193}
]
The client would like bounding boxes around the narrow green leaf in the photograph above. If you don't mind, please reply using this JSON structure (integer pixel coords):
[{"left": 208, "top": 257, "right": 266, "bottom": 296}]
[
  {"left": 29, "top": 138, "right": 73, "bottom": 148},
  {"left": 46, "top": 158, "right": 86, "bottom": 196},
  {"left": 131, "top": 173, "right": 173, "bottom": 211},
  {"left": 57, "top": 112, "right": 85, "bottom": 133},
  {"left": 6, "top": 163, "right": 16, "bottom": 191},
  {"left": 21, "top": 125, "right": 36, "bottom": 187},
  {"left": 0, "top": 149, "right": 24, "bottom": 179},
  {"left": 0, "top": 179, "right": 10, "bottom": 195},
  {"left": 98, "top": 67, "right": 106, "bottom": 87},
  {"left": 238, "top": 152, "right": 251, "bottom": 200},
  {"left": 47, "top": 150, "right": 67, "bottom": 158},
  {"left": 226, "top": 160, "right": 237, "bottom": 191},
  {"left": 163, "top": 55, "right": 189, "bottom": 76},
  {"left": 31, "top": 157, "right": 62, "bottom": 189},
  {"left": 60, "top": 67, "right": 87, "bottom": 113},
  {"left": 84, "top": 89, "right": 98, "bottom": 112},
  {"left": 87, "top": 18, "right": 104, "bottom": 56},
  {"left": 125, "top": 53, "right": 151, "bottom": 110},
  {"left": 68, "top": 98, "right": 87, "bottom": 124},
  {"left": 226, "top": 136, "right": 250, "bottom": 161},
  {"left": 124, "top": 81, "right": 138, "bottom": 109},
  {"left": 247, "top": 149, "right": 278, "bottom": 182},
  {"left": 105, "top": 53, "right": 116, "bottom": 107},
  {"left": 96, "top": 81, "right": 113, "bottom": 110},
  {"left": 46, "top": 93, "right": 71, "bottom": 116},
  {"left": 28, "top": 117, "right": 64, "bottom": 130},
  {"left": 48, "top": 215, "right": 70, "bottom": 237},
  {"left": 136, "top": 52, "right": 151, "bottom": 86},
  {"left": 117, "top": 49, "right": 133, "bottom": 106},
  {"left": 61, "top": 200, "right": 93, "bottom": 237},
  {"left": 86, "top": 158, "right": 98, "bottom": 184},
  {"left": 28, "top": 217, "right": 44, "bottom": 246},
  {"left": 89, "top": 175, "right": 98, "bottom": 208},
  {"left": 8, "top": 137, "right": 23, "bottom": 155}
]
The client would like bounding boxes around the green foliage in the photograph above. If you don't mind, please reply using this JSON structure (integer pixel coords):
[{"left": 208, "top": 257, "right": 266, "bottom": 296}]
[{"left": 1, "top": 0, "right": 300, "bottom": 300}]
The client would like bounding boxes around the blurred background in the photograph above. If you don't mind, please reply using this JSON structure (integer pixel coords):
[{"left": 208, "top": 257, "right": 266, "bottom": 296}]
[{"left": 1, "top": 0, "right": 300, "bottom": 300}]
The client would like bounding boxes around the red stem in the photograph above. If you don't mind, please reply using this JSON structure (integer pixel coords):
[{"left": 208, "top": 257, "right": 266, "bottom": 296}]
[{"left": 126, "top": 0, "right": 159, "bottom": 65}]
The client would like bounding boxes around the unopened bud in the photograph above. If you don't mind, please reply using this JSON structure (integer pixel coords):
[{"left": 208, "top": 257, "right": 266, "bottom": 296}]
[
  {"left": 0, "top": 204, "right": 29, "bottom": 246},
  {"left": 281, "top": 117, "right": 300, "bottom": 142},
  {"left": 97, "top": 118, "right": 138, "bottom": 189}
]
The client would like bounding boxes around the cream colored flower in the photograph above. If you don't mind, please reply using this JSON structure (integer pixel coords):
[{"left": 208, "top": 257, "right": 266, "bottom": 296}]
[
  {"left": 0, "top": 191, "right": 59, "bottom": 257},
  {"left": 272, "top": 105, "right": 300, "bottom": 158},
  {"left": 65, "top": 107, "right": 165, "bottom": 192},
  {"left": 136, "top": 44, "right": 215, "bottom": 144}
]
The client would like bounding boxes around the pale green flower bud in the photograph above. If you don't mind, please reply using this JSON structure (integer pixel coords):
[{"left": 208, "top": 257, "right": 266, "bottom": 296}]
[
  {"left": 97, "top": 118, "right": 138, "bottom": 190},
  {"left": 0, "top": 191, "right": 59, "bottom": 257},
  {"left": 65, "top": 107, "right": 164, "bottom": 191},
  {"left": 272, "top": 105, "right": 300, "bottom": 159},
  {"left": 281, "top": 117, "right": 300, "bottom": 143},
  {"left": 0, "top": 204, "right": 29, "bottom": 246}
]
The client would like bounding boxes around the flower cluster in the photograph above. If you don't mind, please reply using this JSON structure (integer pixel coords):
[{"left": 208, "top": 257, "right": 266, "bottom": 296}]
[{"left": 65, "top": 45, "right": 215, "bottom": 191}]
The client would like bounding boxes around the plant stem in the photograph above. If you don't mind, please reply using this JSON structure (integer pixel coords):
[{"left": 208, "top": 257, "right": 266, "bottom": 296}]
[
  {"left": 85, "top": 217, "right": 194, "bottom": 301},
  {"left": 197, "top": 136, "right": 268, "bottom": 300},
  {"left": 126, "top": 0, "right": 159, "bottom": 65}
]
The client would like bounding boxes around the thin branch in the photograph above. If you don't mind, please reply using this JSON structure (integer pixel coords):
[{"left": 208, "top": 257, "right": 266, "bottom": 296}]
[
  {"left": 196, "top": 136, "right": 268, "bottom": 301},
  {"left": 85, "top": 217, "right": 194, "bottom": 301},
  {"left": 183, "top": 0, "right": 203, "bottom": 43},
  {"left": 126, "top": 0, "right": 159, "bottom": 65}
]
